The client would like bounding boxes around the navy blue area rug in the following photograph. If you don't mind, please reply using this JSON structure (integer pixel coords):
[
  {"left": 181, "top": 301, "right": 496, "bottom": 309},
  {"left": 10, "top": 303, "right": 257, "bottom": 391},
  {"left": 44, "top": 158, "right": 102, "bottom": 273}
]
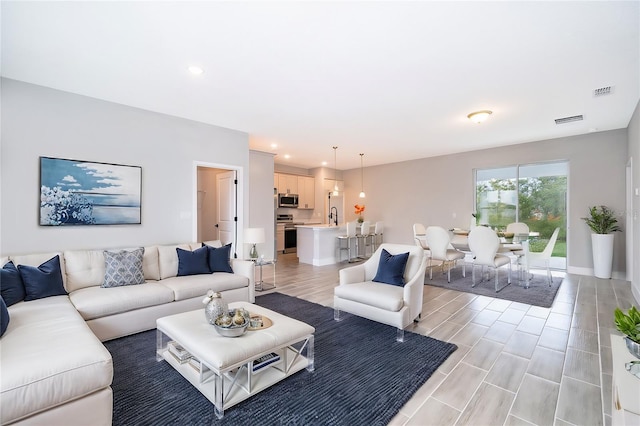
[{"left": 105, "top": 293, "right": 457, "bottom": 425}]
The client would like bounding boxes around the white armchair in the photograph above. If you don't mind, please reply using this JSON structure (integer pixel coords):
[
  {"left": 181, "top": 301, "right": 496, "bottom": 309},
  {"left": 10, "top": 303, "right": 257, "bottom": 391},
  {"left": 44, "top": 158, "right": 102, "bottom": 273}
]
[{"left": 334, "top": 243, "right": 427, "bottom": 342}]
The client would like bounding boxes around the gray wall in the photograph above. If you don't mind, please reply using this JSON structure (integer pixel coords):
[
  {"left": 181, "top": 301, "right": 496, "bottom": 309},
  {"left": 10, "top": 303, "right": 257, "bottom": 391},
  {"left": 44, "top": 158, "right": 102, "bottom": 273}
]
[
  {"left": 628, "top": 101, "right": 640, "bottom": 302},
  {"left": 1, "top": 79, "right": 250, "bottom": 255},
  {"left": 342, "top": 130, "right": 629, "bottom": 277}
]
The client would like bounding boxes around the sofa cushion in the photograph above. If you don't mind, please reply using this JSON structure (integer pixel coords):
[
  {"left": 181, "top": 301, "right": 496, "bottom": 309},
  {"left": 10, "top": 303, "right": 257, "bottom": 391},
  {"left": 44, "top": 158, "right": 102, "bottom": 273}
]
[
  {"left": 334, "top": 281, "right": 404, "bottom": 312},
  {"left": 157, "top": 244, "right": 199, "bottom": 279},
  {"left": 18, "top": 255, "right": 68, "bottom": 301},
  {"left": 1, "top": 261, "right": 25, "bottom": 306},
  {"left": 102, "top": 248, "right": 146, "bottom": 287},
  {"left": 205, "top": 243, "right": 234, "bottom": 273},
  {"left": 10, "top": 251, "right": 67, "bottom": 289},
  {"left": 176, "top": 246, "right": 211, "bottom": 276},
  {"left": 372, "top": 249, "right": 409, "bottom": 286},
  {"left": 64, "top": 246, "right": 161, "bottom": 291},
  {"left": 161, "top": 273, "right": 249, "bottom": 302},
  {"left": 63, "top": 249, "right": 106, "bottom": 292},
  {"left": 142, "top": 245, "right": 160, "bottom": 281},
  {"left": 0, "top": 297, "right": 8, "bottom": 337},
  {"left": 0, "top": 296, "right": 113, "bottom": 425},
  {"left": 69, "top": 283, "right": 175, "bottom": 321}
]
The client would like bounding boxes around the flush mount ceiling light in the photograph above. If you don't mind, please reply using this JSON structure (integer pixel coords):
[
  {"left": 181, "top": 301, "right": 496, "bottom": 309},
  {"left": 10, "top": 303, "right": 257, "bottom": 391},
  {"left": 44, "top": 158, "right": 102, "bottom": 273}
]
[
  {"left": 187, "top": 66, "right": 204, "bottom": 75},
  {"left": 467, "top": 110, "right": 493, "bottom": 123}
]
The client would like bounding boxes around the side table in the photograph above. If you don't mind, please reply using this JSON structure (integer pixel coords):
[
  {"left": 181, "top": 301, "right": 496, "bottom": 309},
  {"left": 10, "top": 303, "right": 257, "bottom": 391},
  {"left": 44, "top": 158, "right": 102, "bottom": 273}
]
[{"left": 252, "top": 258, "right": 276, "bottom": 291}]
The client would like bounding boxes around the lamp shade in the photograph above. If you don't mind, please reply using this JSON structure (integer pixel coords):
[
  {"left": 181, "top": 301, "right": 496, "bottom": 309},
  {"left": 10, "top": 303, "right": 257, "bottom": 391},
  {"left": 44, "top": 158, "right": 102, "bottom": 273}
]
[{"left": 244, "top": 228, "right": 265, "bottom": 244}]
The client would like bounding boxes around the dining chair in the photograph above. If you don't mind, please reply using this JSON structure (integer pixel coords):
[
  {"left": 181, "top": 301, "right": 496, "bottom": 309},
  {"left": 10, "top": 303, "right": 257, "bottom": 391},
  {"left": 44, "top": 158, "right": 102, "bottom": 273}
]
[
  {"left": 337, "top": 221, "right": 358, "bottom": 263},
  {"left": 425, "top": 226, "right": 465, "bottom": 283},
  {"left": 413, "top": 223, "right": 429, "bottom": 250},
  {"left": 506, "top": 222, "right": 530, "bottom": 242},
  {"left": 528, "top": 227, "right": 560, "bottom": 286},
  {"left": 468, "top": 226, "right": 512, "bottom": 292}
]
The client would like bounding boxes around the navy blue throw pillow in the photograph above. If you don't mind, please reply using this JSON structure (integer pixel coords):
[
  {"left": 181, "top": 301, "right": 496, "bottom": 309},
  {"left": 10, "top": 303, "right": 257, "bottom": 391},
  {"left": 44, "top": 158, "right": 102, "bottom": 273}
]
[
  {"left": 18, "top": 255, "right": 67, "bottom": 301},
  {"left": 0, "top": 296, "right": 9, "bottom": 337},
  {"left": 1, "top": 261, "right": 26, "bottom": 306},
  {"left": 205, "top": 243, "right": 233, "bottom": 273},
  {"left": 372, "top": 249, "right": 410, "bottom": 286},
  {"left": 176, "top": 246, "right": 211, "bottom": 276}
]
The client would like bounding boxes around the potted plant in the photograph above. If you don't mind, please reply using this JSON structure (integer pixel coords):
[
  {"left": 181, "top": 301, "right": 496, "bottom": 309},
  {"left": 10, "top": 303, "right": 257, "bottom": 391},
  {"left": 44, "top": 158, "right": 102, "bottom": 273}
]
[
  {"left": 582, "top": 205, "right": 621, "bottom": 279},
  {"left": 614, "top": 306, "right": 640, "bottom": 358}
]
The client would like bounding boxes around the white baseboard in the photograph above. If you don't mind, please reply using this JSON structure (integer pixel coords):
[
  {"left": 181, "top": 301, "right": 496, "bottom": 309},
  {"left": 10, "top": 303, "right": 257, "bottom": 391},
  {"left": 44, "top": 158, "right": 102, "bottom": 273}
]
[{"left": 566, "top": 266, "right": 628, "bottom": 280}]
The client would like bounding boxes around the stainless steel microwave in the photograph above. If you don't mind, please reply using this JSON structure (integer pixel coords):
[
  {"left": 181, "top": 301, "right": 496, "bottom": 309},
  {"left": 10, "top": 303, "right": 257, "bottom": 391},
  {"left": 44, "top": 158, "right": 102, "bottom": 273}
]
[{"left": 278, "top": 193, "right": 298, "bottom": 208}]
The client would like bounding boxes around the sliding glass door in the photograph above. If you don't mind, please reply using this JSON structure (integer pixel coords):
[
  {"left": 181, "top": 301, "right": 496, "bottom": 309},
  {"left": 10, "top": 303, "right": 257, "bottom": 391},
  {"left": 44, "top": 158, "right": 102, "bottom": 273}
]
[{"left": 475, "top": 161, "right": 567, "bottom": 270}]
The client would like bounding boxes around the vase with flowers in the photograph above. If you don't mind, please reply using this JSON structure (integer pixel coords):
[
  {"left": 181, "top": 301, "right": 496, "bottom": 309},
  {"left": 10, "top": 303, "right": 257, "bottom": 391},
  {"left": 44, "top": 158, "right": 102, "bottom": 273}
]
[{"left": 354, "top": 204, "right": 365, "bottom": 223}]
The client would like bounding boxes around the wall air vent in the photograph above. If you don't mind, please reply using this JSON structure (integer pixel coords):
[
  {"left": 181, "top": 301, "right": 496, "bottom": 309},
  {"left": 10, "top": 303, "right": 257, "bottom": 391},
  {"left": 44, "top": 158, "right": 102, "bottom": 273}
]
[
  {"left": 593, "top": 86, "right": 613, "bottom": 97},
  {"left": 555, "top": 115, "right": 583, "bottom": 125}
]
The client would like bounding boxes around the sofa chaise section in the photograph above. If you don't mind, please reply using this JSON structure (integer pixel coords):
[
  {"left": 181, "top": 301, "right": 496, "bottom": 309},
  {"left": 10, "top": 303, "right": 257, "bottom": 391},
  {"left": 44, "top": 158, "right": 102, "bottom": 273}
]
[{"left": 1, "top": 296, "right": 113, "bottom": 426}]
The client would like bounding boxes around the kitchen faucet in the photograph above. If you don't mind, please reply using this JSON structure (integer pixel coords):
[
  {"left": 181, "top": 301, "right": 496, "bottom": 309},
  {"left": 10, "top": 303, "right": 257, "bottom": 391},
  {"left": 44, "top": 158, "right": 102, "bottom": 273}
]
[{"left": 329, "top": 207, "right": 338, "bottom": 226}]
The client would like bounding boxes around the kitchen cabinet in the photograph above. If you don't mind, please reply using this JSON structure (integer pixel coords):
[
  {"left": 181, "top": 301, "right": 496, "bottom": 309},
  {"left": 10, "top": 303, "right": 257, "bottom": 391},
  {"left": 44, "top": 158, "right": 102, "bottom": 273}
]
[
  {"left": 277, "top": 174, "right": 298, "bottom": 194},
  {"left": 298, "top": 176, "right": 315, "bottom": 209},
  {"left": 276, "top": 224, "right": 285, "bottom": 253}
]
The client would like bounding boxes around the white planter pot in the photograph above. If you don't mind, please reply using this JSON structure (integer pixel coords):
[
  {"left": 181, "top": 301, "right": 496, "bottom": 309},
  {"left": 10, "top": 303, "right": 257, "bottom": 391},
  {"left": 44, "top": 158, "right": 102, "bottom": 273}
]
[{"left": 591, "top": 233, "right": 615, "bottom": 279}]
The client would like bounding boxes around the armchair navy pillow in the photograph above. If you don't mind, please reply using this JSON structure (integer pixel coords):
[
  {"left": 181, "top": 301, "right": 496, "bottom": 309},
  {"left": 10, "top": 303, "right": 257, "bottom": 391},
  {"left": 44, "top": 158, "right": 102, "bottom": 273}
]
[
  {"left": 372, "top": 248, "right": 410, "bottom": 286},
  {"left": 102, "top": 248, "right": 146, "bottom": 287},
  {"left": 0, "top": 296, "right": 9, "bottom": 337},
  {"left": 1, "top": 261, "right": 26, "bottom": 306},
  {"left": 205, "top": 243, "right": 234, "bottom": 273},
  {"left": 17, "top": 255, "right": 67, "bottom": 301},
  {"left": 177, "top": 246, "right": 211, "bottom": 276}
]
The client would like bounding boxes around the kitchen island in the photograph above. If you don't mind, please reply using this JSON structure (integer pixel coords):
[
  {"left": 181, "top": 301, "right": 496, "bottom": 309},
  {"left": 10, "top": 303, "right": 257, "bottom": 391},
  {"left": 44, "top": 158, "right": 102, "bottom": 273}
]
[{"left": 296, "top": 224, "right": 344, "bottom": 266}]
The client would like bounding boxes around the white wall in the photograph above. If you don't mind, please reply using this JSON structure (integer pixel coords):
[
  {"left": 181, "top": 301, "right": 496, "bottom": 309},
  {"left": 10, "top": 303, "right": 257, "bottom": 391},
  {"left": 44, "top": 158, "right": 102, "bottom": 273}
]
[
  {"left": 1, "top": 79, "right": 250, "bottom": 255},
  {"left": 248, "top": 150, "right": 275, "bottom": 261},
  {"left": 628, "top": 101, "right": 640, "bottom": 303},
  {"left": 342, "top": 129, "right": 629, "bottom": 278}
]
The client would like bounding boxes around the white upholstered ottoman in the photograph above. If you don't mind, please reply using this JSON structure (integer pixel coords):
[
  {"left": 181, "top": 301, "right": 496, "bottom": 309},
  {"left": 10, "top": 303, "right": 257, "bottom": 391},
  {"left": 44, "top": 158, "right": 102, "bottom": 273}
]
[{"left": 156, "top": 301, "right": 315, "bottom": 418}]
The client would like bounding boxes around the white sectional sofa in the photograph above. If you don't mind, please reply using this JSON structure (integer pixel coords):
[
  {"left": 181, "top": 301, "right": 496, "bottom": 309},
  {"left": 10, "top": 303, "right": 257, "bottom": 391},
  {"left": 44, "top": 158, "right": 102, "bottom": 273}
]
[{"left": 0, "top": 241, "right": 255, "bottom": 425}]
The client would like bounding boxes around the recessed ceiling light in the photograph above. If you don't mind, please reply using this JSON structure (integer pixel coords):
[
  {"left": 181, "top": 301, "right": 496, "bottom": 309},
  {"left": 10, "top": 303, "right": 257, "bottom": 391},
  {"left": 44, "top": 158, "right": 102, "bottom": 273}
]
[
  {"left": 284, "top": 154, "right": 291, "bottom": 159},
  {"left": 270, "top": 143, "right": 278, "bottom": 149},
  {"left": 188, "top": 66, "right": 204, "bottom": 75},
  {"left": 467, "top": 110, "right": 493, "bottom": 123}
]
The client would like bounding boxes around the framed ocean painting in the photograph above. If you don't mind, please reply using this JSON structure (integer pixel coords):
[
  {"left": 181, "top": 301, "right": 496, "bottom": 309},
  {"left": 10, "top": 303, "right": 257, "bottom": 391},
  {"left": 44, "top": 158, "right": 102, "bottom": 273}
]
[{"left": 39, "top": 157, "right": 142, "bottom": 226}]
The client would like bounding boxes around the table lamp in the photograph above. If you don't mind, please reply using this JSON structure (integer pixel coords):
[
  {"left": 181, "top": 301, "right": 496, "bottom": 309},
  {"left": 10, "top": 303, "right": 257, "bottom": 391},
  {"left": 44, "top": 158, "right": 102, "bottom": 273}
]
[{"left": 245, "top": 227, "right": 265, "bottom": 259}]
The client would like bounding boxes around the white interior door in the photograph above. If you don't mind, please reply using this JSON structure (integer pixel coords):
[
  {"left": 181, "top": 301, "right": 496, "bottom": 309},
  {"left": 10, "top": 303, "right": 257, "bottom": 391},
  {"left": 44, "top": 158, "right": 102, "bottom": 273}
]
[{"left": 217, "top": 170, "right": 237, "bottom": 255}]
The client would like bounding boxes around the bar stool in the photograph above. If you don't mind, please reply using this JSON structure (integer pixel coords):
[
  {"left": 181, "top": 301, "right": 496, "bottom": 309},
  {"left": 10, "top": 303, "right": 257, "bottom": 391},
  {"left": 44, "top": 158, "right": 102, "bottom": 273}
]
[
  {"left": 373, "top": 221, "right": 384, "bottom": 251},
  {"left": 337, "top": 221, "right": 358, "bottom": 262},
  {"left": 357, "top": 221, "right": 373, "bottom": 258}
]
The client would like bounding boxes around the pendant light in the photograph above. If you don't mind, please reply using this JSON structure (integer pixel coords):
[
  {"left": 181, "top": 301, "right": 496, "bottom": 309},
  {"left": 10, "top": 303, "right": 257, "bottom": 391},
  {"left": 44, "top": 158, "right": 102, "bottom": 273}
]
[
  {"left": 359, "top": 153, "right": 366, "bottom": 198},
  {"left": 332, "top": 146, "right": 339, "bottom": 196}
]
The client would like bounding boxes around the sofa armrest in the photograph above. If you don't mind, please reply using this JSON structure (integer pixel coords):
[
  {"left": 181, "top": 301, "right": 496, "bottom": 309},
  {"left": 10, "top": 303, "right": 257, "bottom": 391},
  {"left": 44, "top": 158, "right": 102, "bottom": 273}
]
[
  {"left": 230, "top": 260, "right": 255, "bottom": 303},
  {"left": 402, "top": 256, "right": 427, "bottom": 319},
  {"left": 339, "top": 264, "right": 366, "bottom": 285}
]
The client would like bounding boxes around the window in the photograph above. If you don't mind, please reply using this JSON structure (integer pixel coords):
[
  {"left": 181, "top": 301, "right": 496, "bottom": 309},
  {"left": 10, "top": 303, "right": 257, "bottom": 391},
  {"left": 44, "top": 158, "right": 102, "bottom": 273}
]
[{"left": 475, "top": 161, "right": 567, "bottom": 269}]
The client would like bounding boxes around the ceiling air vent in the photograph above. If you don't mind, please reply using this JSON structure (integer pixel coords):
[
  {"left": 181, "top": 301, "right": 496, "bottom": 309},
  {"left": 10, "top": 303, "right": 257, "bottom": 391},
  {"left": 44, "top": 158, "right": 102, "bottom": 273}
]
[
  {"left": 555, "top": 115, "right": 583, "bottom": 125},
  {"left": 593, "top": 86, "right": 613, "bottom": 97}
]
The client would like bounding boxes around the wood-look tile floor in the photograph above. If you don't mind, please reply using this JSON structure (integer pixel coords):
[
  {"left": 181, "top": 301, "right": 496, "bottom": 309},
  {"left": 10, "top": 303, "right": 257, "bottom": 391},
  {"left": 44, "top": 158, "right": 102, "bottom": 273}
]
[{"left": 260, "top": 253, "right": 633, "bottom": 426}]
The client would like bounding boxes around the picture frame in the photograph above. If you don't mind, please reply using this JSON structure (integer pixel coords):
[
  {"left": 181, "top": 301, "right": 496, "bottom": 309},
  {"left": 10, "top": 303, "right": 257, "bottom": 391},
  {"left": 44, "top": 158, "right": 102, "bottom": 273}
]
[{"left": 39, "top": 156, "right": 142, "bottom": 226}]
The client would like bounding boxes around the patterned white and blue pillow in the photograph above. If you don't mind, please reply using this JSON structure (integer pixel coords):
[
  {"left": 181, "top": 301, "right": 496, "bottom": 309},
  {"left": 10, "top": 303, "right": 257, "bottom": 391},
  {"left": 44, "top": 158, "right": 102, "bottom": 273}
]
[{"left": 102, "top": 248, "right": 145, "bottom": 288}]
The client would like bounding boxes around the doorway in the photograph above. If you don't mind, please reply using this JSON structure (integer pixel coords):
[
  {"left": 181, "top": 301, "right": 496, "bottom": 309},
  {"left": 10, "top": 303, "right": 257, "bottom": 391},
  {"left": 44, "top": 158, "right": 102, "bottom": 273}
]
[{"left": 194, "top": 162, "right": 242, "bottom": 258}]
